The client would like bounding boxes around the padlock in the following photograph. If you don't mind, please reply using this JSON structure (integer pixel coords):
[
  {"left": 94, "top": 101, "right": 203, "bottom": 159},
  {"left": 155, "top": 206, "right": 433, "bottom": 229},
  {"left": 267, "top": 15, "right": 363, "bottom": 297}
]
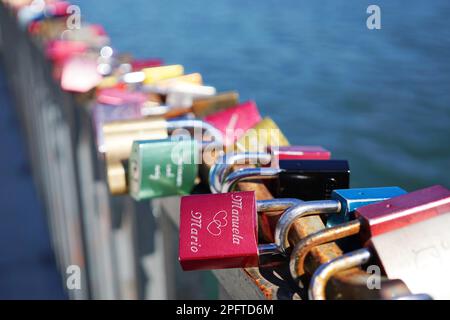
[
  {"left": 98, "top": 64, "right": 185, "bottom": 89},
  {"left": 232, "top": 117, "right": 290, "bottom": 153},
  {"left": 220, "top": 159, "right": 350, "bottom": 199},
  {"left": 142, "top": 65, "right": 184, "bottom": 85},
  {"left": 129, "top": 138, "right": 199, "bottom": 200},
  {"left": 45, "top": 40, "right": 88, "bottom": 64},
  {"left": 308, "top": 212, "right": 450, "bottom": 300},
  {"left": 93, "top": 102, "right": 147, "bottom": 153},
  {"left": 130, "top": 58, "right": 163, "bottom": 71},
  {"left": 326, "top": 186, "right": 407, "bottom": 227},
  {"left": 179, "top": 191, "right": 303, "bottom": 271},
  {"left": 203, "top": 101, "right": 262, "bottom": 145},
  {"left": 191, "top": 91, "right": 240, "bottom": 118},
  {"left": 103, "top": 118, "right": 222, "bottom": 195},
  {"left": 272, "top": 187, "right": 405, "bottom": 261},
  {"left": 96, "top": 87, "right": 149, "bottom": 106},
  {"left": 369, "top": 213, "right": 450, "bottom": 300},
  {"left": 290, "top": 185, "right": 450, "bottom": 281},
  {"left": 165, "top": 83, "right": 217, "bottom": 108},
  {"left": 209, "top": 146, "right": 331, "bottom": 194},
  {"left": 158, "top": 91, "right": 240, "bottom": 120},
  {"left": 60, "top": 55, "right": 103, "bottom": 93},
  {"left": 143, "top": 73, "right": 203, "bottom": 95}
]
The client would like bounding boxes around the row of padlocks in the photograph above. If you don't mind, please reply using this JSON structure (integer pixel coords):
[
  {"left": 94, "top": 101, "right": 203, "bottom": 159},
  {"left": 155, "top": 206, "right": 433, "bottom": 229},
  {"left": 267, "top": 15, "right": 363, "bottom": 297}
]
[{"left": 2, "top": 0, "right": 450, "bottom": 300}]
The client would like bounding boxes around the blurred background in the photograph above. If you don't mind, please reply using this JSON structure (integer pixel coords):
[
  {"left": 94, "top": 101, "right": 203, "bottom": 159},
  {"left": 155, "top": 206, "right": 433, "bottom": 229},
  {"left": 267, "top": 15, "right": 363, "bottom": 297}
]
[
  {"left": 70, "top": 0, "right": 450, "bottom": 189},
  {"left": 0, "top": 0, "right": 449, "bottom": 299}
]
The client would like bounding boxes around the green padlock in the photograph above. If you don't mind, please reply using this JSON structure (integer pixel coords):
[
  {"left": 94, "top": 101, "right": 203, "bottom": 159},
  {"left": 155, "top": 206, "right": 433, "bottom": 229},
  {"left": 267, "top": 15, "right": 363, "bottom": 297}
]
[{"left": 129, "top": 138, "right": 199, "bottom": 200}]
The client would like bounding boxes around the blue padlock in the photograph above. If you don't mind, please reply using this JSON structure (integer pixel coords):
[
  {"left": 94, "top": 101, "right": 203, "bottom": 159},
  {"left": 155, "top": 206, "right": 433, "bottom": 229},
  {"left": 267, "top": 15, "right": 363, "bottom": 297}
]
[{"left": 326, "top": 187, "right": 407, "bottom": 227}]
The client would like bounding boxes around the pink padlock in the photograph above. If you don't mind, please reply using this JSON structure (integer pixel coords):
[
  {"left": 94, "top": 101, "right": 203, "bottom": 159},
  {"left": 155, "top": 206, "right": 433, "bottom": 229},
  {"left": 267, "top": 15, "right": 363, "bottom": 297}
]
[
  {"left": 179, "top": 191, "right": 301, "bottom": 271},
  {"left": 96, "top": 88, "right": 148, "bottom": 106},
  {"left": 203, "top": 101, "right": 262, "bottom": 145},
  {"left": 45, "top": 40, "right": 88, "bottom": 64},
  {"left": 60, "top": 56, "right": 102, "bottom": 93}
]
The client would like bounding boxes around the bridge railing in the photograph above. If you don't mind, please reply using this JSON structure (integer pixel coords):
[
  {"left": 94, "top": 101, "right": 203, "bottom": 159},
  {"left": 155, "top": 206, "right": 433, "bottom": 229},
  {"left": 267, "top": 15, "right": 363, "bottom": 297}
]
[{"left": 0, "top": 3, "right": 293, "bottom": 300}]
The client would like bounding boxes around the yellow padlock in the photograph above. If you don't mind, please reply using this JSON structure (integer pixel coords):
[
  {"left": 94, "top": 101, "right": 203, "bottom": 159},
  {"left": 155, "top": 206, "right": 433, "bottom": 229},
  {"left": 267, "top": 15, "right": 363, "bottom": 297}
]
[
  {"left": 103, "top": 118, "right": 169, "bottom": 195},
  {"left": 156, "top": 73, "right": 203, "bottom": 87},
  {"left": 142, "top": 65, "right": 184, "bottom": 85},
  {"left": 232, "top": 117, "right": 290, "bottom": 153}
]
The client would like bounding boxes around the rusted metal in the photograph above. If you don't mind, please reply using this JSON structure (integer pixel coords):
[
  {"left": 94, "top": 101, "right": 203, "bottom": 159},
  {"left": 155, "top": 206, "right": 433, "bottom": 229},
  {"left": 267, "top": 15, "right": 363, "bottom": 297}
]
[
  {"left": 290, "top": 219, "right": 361, "bottom": 282},
  {"left": 308, "top": 248, "right": 371, "bottom": 300},
  {"left": 231, "top": 163, "right": 400, "bottom": 299}
]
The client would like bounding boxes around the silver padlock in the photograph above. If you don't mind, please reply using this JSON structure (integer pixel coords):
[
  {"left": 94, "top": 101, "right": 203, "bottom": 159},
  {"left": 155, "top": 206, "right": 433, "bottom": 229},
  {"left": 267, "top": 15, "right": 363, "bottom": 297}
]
[{"left": 308, "top": 213, "right": 450, "bottom": 300}]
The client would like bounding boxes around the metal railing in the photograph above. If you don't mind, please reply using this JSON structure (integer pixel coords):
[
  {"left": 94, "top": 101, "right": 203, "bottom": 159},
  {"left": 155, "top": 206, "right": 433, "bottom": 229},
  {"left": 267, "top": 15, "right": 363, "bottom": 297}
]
[{"left": 0, "top": 3, "right": 231, "bottom": 300}]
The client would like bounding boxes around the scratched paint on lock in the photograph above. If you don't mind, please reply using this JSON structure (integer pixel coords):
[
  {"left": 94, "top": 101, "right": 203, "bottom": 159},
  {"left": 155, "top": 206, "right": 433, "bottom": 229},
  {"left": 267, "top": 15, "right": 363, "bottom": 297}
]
[
  {"left": 179, "top": 191, "right": 259, "bottom": 271},
  {"left": 128, "top": 139, "right": 199, "bottom": 200}
]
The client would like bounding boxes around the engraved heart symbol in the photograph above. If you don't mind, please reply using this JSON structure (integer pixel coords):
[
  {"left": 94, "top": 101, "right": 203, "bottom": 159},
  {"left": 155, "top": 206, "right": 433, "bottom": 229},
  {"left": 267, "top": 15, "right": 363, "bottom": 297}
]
[{"left": 207, "top": 210, "right": 228, "bottom": 236}]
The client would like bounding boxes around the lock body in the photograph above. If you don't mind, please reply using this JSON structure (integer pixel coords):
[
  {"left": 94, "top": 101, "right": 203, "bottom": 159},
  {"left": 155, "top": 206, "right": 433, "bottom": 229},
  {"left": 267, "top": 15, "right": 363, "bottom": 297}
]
[
  {"left": 234, "top": 117, "right": 290, "bottom": 153},
  {"left": 166, "top": 83, "right": 216, "bottom": 108},
  {"left": 273, "top": 160, "right": 350, "bottom": 200},
  {"left": 130, "top": 58, "right": 163, "bottom": 71},
  {"left": 179, "top": 191, "right": 258, "bottom": 271},
  {"left": 103, "top": 118, "right": 169, "bottom": 195},
  {"left": 204, "top": 101, "right": 262, "bottom": 145},
  {"left": 192, "top": 91, "right": 239, "bottom": 117},
  {"left": 142, "top": 65, "right": 184, "bottom": 85},
  {"left": 144, "top": 73, "right": 204, "bottom": 95},
  {"left": 93, "top": 103, "right": 145, "bottom": 153},
  {"left": 355, "top": 185, "right": 450, "bottom": 240},
  {"left": 61, "top": 56, "right": 103, "bottom": 92},
  {"left": 129, "top": 139, "right": 199, "bottom": 200},
  {"left": 369, "top": 213, "right": 450, "bottom": 299},
  {"left": 45, "top": 40, "right": 88, "bottom": 63},
  {"left": 96, "top": 88, "right": 149, "bottom": 106},
  {"left": 327, "top": 186, "right": 407, "bottom": 226}
]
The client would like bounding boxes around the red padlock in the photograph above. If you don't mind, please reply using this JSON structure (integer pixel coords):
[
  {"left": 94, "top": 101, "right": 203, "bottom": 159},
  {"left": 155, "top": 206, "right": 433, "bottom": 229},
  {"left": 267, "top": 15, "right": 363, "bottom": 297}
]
[
  {"left": 179, "top": 191, "right": 301, "bottom": 271},
  {"left": 203, "top": 101, "right": 262, "bottom": 145},
  {"left": 130, "top": 58, "right": 163, "bottom": 71}
]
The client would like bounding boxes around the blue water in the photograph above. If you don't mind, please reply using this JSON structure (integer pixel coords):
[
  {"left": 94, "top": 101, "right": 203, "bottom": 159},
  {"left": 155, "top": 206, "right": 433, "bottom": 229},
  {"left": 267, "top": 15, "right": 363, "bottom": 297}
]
[{"left": 73, "top": 0, "right": 450, "bottom": 190}]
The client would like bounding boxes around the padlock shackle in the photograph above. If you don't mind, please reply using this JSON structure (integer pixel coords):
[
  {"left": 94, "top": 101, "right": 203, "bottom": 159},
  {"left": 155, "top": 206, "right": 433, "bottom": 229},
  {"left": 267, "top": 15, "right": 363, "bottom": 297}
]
[
  {"left": 256, "top": 198, "right": 303, "bottom": 216},
  {"left": 308, "top": 248, "right": 371, "bottom": 300},
  {"left": 274, "top": 200, "right": 342, "bottom": 254},
  {"left": 209, "top": 152, "right": 272, "bottom": 193},
  {"left": 289, "top": 219, "right": 361, "bottom": 281},
  {"left": 167, "top": 119, "right": 223, "bottom": 147},
  {"left": 221, "top": 167, "right": 282, "bottom": 193}
]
